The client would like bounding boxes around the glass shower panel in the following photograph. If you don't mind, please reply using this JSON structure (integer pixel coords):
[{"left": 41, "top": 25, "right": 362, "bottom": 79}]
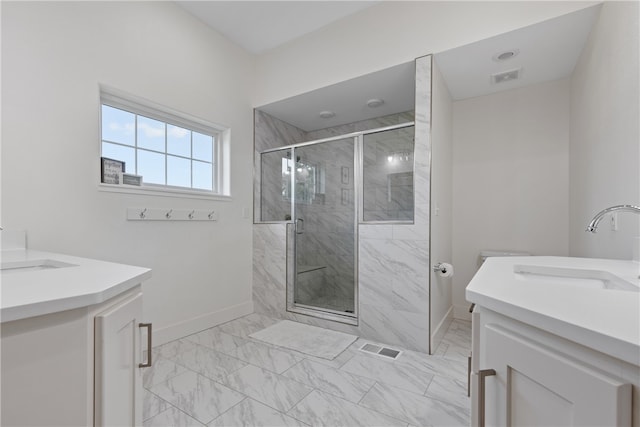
[
  {"left": 362, "top": 126, "right": 415, "bottom": 221},
  {"left": 260, "top": 148, "right": 292, "bottom": 222},
  {"left": 293, "top": 137, "right": 356, "bottom": 315}
]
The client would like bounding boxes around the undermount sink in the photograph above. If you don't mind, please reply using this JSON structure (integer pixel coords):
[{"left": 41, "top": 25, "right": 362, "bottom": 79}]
[
  {"left": 1, "top": 259, "right": 78, "bottom": 274},
  {"left": 513, "top": 264, "right": 639, "bottom": 292}
]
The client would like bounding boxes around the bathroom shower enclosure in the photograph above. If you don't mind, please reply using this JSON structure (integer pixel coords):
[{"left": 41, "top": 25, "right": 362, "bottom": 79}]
[
  {"left": 259, "top": 123, "right": 415, "bottom": 324},
  {"left": 253, "top": 56, "right": 437, "bottom": 353}
]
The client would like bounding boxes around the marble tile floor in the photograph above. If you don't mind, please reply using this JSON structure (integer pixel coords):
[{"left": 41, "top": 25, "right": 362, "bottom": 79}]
[{"left": 144, "top": 313, "right": 471, "bottom": 427}]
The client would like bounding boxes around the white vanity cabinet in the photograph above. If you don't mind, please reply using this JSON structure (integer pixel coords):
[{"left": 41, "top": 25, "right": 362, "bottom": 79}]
[
  {"left": 471, "top": 308, "right": 635, "bottom": 427},
  {"left": 467, "top": 256, "right": 640, "bottom": 427},
  {"left": 1, "top": 286, "right": 150, "bottom": 426},
  {"left": 95, "top": 290, "right": 148, "bottom": 426}
]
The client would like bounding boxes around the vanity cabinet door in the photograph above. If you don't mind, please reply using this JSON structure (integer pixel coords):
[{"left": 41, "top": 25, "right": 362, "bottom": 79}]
[
  {"left": 478, "top": 323, "right": 631, "bottom": 427},
  {"left": 94, "top": 292, "right": 144, "bottom": 426}
]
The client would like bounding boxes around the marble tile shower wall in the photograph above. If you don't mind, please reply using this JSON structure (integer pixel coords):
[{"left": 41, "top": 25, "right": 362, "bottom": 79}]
[{"left": 253, "top": 56, "right": 432, "bottom": 352}]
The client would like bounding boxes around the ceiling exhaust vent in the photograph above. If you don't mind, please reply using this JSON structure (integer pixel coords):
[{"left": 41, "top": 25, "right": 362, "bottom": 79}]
[{"left": 491, "top": 68, "right": 522, "bottom": 84}]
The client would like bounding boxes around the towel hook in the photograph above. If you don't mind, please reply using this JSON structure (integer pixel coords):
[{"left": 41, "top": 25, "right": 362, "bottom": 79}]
[
  {"left": 208, "top": 211, "right": 215, "bottom": 220},
  {"left": 165, "top": 209, "right": 173, "bottom": 219},
  {"left": 139, "top": 208, "right": 147, "bottom": 219},
  {"left": 188, "top": 210, "right": 195, "bottom": 220}
]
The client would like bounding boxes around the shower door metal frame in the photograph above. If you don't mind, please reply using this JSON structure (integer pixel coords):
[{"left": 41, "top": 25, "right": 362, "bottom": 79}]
[
  {"left": 293, "top": 136, "right": 359, "bottom": 325},
  {"left": 259, "top": 121, "right": 415, "bottom": 326}
]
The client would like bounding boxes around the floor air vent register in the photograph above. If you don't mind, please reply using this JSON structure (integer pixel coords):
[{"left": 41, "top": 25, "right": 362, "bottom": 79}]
[{"left": 359, "top": 343, "right": 402, "bottom": 360}]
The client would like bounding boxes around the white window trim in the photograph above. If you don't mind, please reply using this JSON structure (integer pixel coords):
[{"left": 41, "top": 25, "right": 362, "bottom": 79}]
[
  {"left": 97, "top": 182, "right": 232, "bottom": 201},
  {"left": 99, "top": 85, "right": 231, "bottom": 197}
]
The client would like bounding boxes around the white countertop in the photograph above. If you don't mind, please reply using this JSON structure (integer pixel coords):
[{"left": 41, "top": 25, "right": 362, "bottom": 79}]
[
  {"left": 466, "top": 256, "right": 640, "bottom": 366},
  {"left": 1, "top": 249, "right": 152, "bottom": 322}
]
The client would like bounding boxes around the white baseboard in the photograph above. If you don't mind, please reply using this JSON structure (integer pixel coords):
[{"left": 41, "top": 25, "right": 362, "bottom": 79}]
[
  {"left": 453, "top": 303, "right": 472, "bottom": 321},
  {"left": 153, "top": 301, "right": 254, "bottom": 346},
  {"left": 430, "top": 306, "right": 453, "bottom": 353}
]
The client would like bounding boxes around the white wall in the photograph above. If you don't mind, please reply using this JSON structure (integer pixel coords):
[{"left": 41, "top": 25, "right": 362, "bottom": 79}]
[
  {"left": 1, "top": 2, "right": 256, "bottom": 343},
  {"left": 451, "top": 79, "right": 571, "bottom": 319},
  {"left": 254, "top": 1, "right": 597, "bottom": 107},
  {"left": 569, "top": 1, "right": 640, "bottom": 260},
  {"left": 429, "top": 62, "right": 454, "bottom": 344},
  {"left": 251, "top": 1, "right": 595, "bottom": 325}
]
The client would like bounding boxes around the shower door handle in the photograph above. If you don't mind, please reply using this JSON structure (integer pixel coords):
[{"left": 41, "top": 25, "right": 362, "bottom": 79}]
[{"left": 295, "top": 218, "right": 304, "bottom": 234}]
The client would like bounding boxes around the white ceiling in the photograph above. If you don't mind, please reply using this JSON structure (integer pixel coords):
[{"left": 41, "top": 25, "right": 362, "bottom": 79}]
[
  {"left": 176, "top": 1, "right": 378, "bottom": 54},
  {"left": 259, "top": 61, "right": 415, "bottom": 131},
  {"left": 435, "top": 5, "right": 601, "bottom": 100},
  {"left": 178, "top": 2, "right": 601, "bottom": 131}
]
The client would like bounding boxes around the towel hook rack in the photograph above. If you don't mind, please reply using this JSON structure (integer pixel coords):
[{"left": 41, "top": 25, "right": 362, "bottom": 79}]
[{"left": 127, "top": 208, "right": 218, "bottom": 222}]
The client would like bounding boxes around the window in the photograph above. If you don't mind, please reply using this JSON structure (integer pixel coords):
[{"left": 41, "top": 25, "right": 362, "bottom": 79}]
[{"left": 100, "top": 88, "right": 228, "bottom": 197}]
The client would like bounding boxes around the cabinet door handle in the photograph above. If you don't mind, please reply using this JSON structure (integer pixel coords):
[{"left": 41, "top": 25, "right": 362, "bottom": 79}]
[
  {"left": 477, "top": 368, "right": 496, "bottom": 427},
  {"left": 139, "top": 323, "right": 152, "bottom": 368},
  {"left": 467, "top": 354, "right": 472, "bottom": 397}
]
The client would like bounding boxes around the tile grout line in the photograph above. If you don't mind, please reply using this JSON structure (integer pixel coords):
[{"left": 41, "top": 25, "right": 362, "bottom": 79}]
[
  {"left": 147, "top": 370, "right": 244, "bottom": 426},
  {"left": 420, "top": 392, "right": 472, "bottom": 413},
  {"left": 205, "top": 396, "right": 248, "bottom": 425},
  {"left": 146, "top": 400, "right": 206, "bottom": 426},
  {"left": 281, "top": 356, "right": 394, "bottom": 406},
  {"left": 142, "top": 388, "right": 173, "bottom": 422},
  {"left": 356, "top": 380, "right": 379, "bottom": 405},
  {"left": 212, "top": 363, "right": 318, "bottom": 417},
  {"left": 356, "top": 386, "right": 428, "bottom": 426},
  {"left": 284, "top": 385, "right": 318, "bottom": 420},
  {"left": 421, "top": 373, "right": 436, "bottom": 397},
  {"left": 199, "top": 365, "right": 313, "bottom": 426},
  {"left": 321, "top": 386, "right": 413, "bottom": 427},
  {"left": 232, "top": 350, "right": 301, "bottom": 376},
  {"left": 340, "top": 356, "right": 435, "bottom": 396},
  {"left": 159, "top": 344, "right": 251, "bottom": 386},
  {"left": 280, "top": 357, "right": 304, "bottom": 376},
  {"left": 142, "top": 357, "right": 187, "bottom": 390}
]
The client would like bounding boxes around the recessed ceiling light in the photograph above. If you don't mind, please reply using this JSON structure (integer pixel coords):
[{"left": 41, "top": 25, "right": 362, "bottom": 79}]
[
  {"left": 319, "top": 110, "right": 335, "bottom": 119},
  {"left": 492, "top": 49, "right": 519, "bottom": 62},
  {"left": 366, "top": 98, "right": 384, "bottom": 108}
]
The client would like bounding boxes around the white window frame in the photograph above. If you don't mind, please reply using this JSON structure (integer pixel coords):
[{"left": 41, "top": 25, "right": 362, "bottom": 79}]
[{"left": 98, "top": 86, "right": 231, "bottom": 200}]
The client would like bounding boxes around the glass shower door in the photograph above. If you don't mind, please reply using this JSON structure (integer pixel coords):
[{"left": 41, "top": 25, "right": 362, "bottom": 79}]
[{"left": 292, "top": 137, "right": 356, "bottom": 317}]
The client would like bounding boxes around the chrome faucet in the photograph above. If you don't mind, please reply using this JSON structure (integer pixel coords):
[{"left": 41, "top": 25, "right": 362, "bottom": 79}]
[{"left": 586, "top": 204, "right": 640, "bottom": 233}]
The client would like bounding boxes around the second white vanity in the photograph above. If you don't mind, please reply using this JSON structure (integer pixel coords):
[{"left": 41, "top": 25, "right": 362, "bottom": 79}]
[
  {"left": 1, "top": 244, "right": 152, "bottom": 426},
  {"left": 467, "top": 256, "right": 640, "bottom": 427}
]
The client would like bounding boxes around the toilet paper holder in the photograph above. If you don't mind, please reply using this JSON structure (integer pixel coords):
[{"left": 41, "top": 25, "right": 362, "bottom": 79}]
[{"left": 433, "top": 262, "right": 450, "bottom": 273}]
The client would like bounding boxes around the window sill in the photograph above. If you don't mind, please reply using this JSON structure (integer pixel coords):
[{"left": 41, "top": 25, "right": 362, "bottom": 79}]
[{"left": 98, "top": 183, "right": 232, "bottom": 201}]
